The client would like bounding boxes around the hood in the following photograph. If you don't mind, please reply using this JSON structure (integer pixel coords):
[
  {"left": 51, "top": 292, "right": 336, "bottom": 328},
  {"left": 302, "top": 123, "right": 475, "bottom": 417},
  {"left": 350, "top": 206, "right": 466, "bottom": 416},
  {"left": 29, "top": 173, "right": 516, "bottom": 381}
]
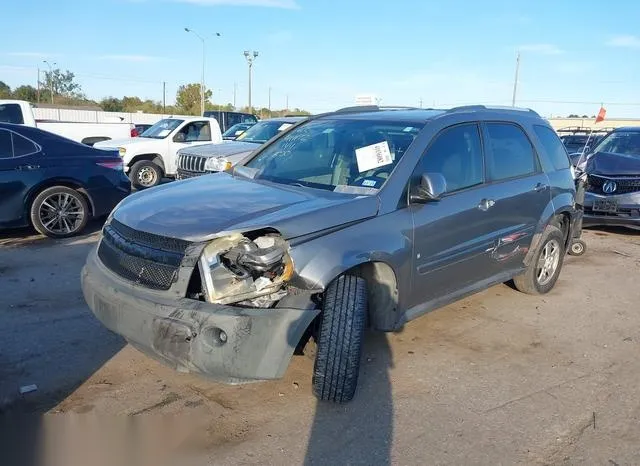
[
  {"left": 179, "top": 141, "right": 259, "bottom": 159},
  {"left": 586, "top": 151, "right": 640, "bottom": 177},
  {"left": 113, "top": 173, "right": 379, "bottom": 242},
  {"left": 94, "top": 137, "right": 153, "bottom": 149}
]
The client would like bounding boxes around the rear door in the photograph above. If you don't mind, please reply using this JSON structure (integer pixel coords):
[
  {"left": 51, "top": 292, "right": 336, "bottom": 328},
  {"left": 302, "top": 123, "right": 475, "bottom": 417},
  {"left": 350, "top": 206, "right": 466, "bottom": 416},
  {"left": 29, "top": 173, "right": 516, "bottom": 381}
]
[
  {"left": 410, "top": 122, "right": 495, "bottom": 308},
  {"left": 478, "top": 122, "right": 551, "bottom": 275}
]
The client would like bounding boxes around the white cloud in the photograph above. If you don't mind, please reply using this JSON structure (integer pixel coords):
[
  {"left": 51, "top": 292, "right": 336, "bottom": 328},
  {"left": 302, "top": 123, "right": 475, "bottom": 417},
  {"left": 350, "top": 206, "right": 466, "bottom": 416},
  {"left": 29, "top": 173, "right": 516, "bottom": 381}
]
[
  {"left": 7, "top": 52, "right": 58, "bottom": 58},
  {"left": 99, "top": 55, "right": 163, "bottom": 62},
  {"left": 173, "top": 0, "right": 299, "bottom": 7},
  {"left": 606, "top": 35, "right": 640, "bottom": 49},
  {"left": 518, "top": 44, "right": 564, "bottom": 55}
]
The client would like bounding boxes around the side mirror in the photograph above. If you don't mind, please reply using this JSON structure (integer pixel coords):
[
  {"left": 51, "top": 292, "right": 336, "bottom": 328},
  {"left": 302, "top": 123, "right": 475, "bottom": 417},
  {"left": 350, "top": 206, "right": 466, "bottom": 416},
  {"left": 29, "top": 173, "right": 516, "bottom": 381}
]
[
  {"left": 410, "top": 173, "right": 447, "bottom": 203},
  {"left": 173, "top": 132, "right": 186, "bottom": 143}
]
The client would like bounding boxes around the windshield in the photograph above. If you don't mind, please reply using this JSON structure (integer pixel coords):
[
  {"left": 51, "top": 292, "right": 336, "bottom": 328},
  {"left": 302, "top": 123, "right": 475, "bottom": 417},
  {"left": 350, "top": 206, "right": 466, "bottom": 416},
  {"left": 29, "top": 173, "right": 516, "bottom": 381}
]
[
  {"left": 243, "top": 118, "right": 424, "bottom": 192},
  {"left": 140, "top": 119, "right": 184, "bottom": 139},
  {"left": 223, "top": 123, "right": 253, "bottom": 137},
  {"left": 236, "top": 120, "right": 297, "bottom": 144},
  {"left": 593, "top": 131, "right": 640, "bottom": 157}
]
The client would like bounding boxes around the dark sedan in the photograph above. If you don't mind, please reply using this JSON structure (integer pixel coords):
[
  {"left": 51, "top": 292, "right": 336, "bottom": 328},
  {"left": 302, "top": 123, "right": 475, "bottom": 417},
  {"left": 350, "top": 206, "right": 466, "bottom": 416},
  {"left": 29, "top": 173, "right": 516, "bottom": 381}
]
[{"left": 0, "top": 123, "right": 131, "bottom": 238}]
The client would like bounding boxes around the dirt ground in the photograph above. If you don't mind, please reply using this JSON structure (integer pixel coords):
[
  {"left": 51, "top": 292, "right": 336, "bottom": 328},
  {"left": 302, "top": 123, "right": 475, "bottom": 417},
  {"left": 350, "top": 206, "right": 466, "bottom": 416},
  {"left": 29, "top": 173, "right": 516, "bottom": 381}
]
[{"left": 1, "top": 225, "right": 640, "bottom": 465}]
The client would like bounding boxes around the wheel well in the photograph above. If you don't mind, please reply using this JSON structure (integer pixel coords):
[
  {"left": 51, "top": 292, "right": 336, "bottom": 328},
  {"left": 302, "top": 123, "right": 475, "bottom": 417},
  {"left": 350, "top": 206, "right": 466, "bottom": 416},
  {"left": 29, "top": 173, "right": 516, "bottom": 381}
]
[
  {"left": 26, "top": 181, "right": 95, "bottom": 219},
  {"left": 551, "top": 212, "right": 571, "bottom": 247},
  {"left": 129, "top": 154, "right": 165, "bottom": 175}
]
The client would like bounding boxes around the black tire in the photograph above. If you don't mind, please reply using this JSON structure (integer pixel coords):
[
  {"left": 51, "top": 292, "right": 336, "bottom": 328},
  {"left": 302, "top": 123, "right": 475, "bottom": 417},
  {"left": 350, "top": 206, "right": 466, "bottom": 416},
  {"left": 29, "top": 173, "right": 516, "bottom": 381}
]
[
  {"left": 312, "top": 275, "right": 367, "bottom": 403},
  {"left": 513, "top": 225, "right": 566, "bottom": 295},
  {"left": 30, "top": 186, "right": 89, "bottom": 238},
  {"left": 568, "top": 239, "right": 586, "bottom": 256},
  {"left": 130, "top": 160, "right": 162, "bottom": 189}
]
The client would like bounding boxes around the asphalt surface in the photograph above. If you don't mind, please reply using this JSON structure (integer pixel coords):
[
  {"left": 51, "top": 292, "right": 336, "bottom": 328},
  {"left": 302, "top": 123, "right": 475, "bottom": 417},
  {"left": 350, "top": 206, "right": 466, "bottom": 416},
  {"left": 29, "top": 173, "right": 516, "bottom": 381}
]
[{"left": 1, "top": 224, "right": 640, "bottom": 465}]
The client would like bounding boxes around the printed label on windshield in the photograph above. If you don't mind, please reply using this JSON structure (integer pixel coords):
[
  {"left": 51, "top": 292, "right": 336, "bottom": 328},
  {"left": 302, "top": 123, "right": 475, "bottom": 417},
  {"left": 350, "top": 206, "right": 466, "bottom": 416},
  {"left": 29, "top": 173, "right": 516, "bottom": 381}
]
[
  {"left": 355, "top": 141, "right": 393, "bottom": 173},
  {"left": 278, "top": 123, "right": 293, "bottom": 131},
  {"left": 158, "top": 129, "right": 171, "bottom": 137}
]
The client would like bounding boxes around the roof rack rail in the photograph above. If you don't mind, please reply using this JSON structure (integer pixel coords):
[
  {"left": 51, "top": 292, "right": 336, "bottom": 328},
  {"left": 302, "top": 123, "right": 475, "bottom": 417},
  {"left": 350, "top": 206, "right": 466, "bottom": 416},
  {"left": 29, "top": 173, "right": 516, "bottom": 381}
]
[
  {"left": 334, "top": 105, "right": 420, "bottom": 113},
  {"left": 447, "top": 105, "right": 540, "bottom": 116},
  {"left": 556, "top": 126, "right": 616, "bottom": 134}
]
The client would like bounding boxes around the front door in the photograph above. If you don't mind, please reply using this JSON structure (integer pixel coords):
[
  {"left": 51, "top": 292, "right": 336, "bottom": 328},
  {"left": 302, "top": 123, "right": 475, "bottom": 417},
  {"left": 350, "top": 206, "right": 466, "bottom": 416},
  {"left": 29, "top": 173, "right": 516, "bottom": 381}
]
[{"left": 409, "top": 123, "right": 495, "bottom": 310}]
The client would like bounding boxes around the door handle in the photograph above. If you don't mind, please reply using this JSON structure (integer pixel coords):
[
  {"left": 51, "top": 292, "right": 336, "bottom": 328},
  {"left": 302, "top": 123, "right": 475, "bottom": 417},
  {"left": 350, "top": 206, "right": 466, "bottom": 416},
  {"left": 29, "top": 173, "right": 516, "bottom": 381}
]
[
  {"left": 477, "top": 199, "right": 495, "bottom": 211},
  {"left": 534, "top": 183, "right": 548, "bottom": 192},
  {"left": 18, "top": 165, "right": 40, "bottom": 170}
]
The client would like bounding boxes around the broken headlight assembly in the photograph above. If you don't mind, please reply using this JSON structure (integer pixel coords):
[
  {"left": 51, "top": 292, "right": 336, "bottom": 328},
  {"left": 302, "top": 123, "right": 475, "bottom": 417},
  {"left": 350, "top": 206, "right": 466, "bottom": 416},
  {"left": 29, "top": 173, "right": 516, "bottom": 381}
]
[{"left": 197, "top": 233, "right": 294, "bottom": 307}]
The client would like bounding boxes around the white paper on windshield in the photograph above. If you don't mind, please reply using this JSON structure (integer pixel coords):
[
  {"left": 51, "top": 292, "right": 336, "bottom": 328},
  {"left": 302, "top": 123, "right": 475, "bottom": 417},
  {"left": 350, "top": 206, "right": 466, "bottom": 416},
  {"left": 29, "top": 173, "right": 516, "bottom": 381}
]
[
  {"left": 158, "top": 129, "right": 171, "bottom": 137},
  {"left": 355, "top": 141, "right": 393, "bottom": 173},
  {"left": 278, "top": 123, "right": 293, "bottom": 131}
]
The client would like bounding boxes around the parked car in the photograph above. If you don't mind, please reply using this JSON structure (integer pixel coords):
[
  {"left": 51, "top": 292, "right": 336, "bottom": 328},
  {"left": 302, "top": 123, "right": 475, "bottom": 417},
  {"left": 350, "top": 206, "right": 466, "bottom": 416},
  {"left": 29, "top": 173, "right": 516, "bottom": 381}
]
[
  {"left": 556, "top": 126, "right": 614, "bottom": 164},
  {"left": 93, "top": 116, "right": 222, "bottom": 189},
  {"left": 0, "top": 100, "right": 134, "bottom": 146},
  {"left": 82, "top": 105, "right": 577, "bottom": 403},
  {"left": 175, "top": 117, "right": 306, "bottom": 179},
  {"left": 582, "top": 127, "right": 640, "bottom": 230},
  {"left": 222, "top": 122, "right": 255, "bottom": 140},
  {"left": 202, "top": 110, "right": 258, "bottom": 133},
  {"left": 0, "top": 123, "right": 130, "bottom": 238}
]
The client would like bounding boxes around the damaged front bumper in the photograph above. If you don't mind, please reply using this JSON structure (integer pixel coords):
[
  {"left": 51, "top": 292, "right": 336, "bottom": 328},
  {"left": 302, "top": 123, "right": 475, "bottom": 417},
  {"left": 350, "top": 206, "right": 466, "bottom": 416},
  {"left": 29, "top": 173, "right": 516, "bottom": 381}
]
[{"left": 81, "top": 247, "right": 319, "bottom": 383}]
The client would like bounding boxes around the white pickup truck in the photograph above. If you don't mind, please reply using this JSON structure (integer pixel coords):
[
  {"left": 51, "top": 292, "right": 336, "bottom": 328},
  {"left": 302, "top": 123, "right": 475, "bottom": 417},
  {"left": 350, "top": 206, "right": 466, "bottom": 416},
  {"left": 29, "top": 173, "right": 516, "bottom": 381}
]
[
  {"left": 0, "top": 99, "right": 133, "bottom": 146},
  {"left": 94, "top": 116, "right": 223, "bottom": 189}
]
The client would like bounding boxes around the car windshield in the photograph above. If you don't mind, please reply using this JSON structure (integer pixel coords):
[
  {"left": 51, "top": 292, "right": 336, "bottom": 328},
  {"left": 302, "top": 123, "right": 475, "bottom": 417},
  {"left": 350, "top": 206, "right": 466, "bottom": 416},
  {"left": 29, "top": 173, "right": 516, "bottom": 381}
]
[
  {"left": 223, "top": 123, "right": 253, "bottom": 137},
  {"left": 139, "top": 119, "right": 184, "bottom": 139},
  {"left": 243, "top": 118, "right": 424, "bottom": 192},
  {"left": 236, "top": 120, "right": 297, "bottom": 144},
  {"left": 593, "top": 131, "right": 640, "bottom": 157}
]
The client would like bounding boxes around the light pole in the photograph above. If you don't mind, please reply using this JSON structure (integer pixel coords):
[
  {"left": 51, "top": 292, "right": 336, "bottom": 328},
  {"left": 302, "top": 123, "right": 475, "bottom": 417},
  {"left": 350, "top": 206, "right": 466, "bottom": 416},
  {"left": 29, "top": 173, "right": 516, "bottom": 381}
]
[
  {"left": 184, "top": 29, "right": 221, "bottom": 116},
  {"left": 243, "top": 50, "right": 259, "bottom": 113},
  {"left": 42, "top": 60, "right": 56, "bottom": 104}
]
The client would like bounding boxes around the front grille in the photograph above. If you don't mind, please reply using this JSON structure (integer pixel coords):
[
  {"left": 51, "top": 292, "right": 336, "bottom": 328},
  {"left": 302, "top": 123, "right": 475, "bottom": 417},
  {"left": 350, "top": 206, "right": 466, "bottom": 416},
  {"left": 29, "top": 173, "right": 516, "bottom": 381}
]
[
  {"left": 177, "top": 154, "right": 207, "bottom": 173},
  {"left": 587, "top": 175, "right": 640, "bottom": 195},
  {"left": 177, "top": 168, "right": 205, "bottom": 180},
  {"left": 97, "top": 220, "right": 189, "bottom": 290}
]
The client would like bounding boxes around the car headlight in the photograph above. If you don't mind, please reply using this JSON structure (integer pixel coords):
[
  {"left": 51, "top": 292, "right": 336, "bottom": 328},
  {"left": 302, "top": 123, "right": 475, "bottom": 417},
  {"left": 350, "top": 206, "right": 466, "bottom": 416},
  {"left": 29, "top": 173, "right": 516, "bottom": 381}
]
[
  {"left": 198, "top": 233, "right": 293, "bottom": 306},
  {"left": 118, "top": 147, "right": 126, "bottom": 157},
  {"left": 204, "top": 157, "right": 232, "bottom": 172}
]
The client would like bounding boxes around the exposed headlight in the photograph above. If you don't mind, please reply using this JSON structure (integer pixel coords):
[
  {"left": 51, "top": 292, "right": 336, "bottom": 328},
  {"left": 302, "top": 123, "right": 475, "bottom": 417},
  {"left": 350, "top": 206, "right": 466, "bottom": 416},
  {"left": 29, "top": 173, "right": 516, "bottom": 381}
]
[
  {"left": 204, "top": 157, "right": 232, "bottom": 172},
  {"left": 118, "top": 147, "right": 126, "bottom": 157},
  {"left": 198, "top": 233, "right": 293, "bottom": 306}
]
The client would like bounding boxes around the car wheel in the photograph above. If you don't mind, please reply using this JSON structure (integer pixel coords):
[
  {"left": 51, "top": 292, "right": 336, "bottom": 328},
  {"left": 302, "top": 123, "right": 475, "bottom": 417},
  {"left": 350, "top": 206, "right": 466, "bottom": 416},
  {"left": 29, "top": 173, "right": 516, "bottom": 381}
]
[
  {"left": 30, "top": 186, "right": 89, "bottom": 238},
  {"left": 130, "top": 161, "right": 162, "bottom": 189},
  {"left": 568, "top": 239, "right": 587, "bottom": 256},
  {"left": 513, "top": 225, "right": 566, "bottom": 295},
  {"left": 312, "top": 274, "right": 367, "bottom": 403}
]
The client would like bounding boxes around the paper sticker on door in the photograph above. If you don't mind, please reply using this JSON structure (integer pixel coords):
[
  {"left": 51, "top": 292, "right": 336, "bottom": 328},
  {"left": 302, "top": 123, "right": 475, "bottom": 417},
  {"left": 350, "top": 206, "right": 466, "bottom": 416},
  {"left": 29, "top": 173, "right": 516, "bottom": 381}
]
[{"left": 355, "top": 141, "right": 393, "bottom": 173}]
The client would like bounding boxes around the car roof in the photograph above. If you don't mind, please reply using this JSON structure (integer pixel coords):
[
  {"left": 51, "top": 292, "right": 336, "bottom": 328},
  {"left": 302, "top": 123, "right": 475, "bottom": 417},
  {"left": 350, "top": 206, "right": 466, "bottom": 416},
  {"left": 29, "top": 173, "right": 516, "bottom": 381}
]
[
  {"left": 613, "top": 126, "right": 640, "bottom": 132},
  {"left": 260, "top": 116, "right": 307, "bottom": 123}
]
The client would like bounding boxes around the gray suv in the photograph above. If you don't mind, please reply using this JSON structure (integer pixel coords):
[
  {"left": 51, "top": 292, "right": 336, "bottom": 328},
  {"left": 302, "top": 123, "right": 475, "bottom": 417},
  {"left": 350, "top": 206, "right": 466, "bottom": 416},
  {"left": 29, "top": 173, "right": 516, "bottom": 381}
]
[{"left": 82, "top": 105, "right": 577, "bottom": 403}]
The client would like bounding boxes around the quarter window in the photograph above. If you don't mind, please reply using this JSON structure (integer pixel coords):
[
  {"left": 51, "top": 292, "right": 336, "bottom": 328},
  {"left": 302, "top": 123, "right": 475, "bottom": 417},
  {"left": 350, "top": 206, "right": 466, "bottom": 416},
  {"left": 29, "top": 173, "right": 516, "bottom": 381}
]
[
  {"left": 533, "top": 125, "right": 570, "bottom": 170},
  {"left": 0, "top": 130, "right": 12, "bottom": 158},
  {"left": 485, "top": 123, "right": 538, "bottom": 181},
  {"left": 417, "top": 123, "right": 484, "bottom": 193},
  {"left": 12, "top": 133, "right": 39, "bottom": 157}
]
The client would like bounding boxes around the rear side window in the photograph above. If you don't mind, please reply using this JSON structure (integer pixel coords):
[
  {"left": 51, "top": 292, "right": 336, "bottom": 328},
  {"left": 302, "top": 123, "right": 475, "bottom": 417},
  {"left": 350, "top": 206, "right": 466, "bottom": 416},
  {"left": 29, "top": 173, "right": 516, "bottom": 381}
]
[
  {"left": 242, "top": 114, "right": 258, "bottom": 123},
  {"left": 533, "top": 125, "right": 570, "bottom": 170},
  {"left": 12, "top": 132, "right": 39, "bottom": 157},
  {"left": 417, "top": 123, "right": 484, "bottom": 193},
  {"left": 0, "top": 104, "right": 25, "bottom": 124},
  {"left": 485, "top": 123, "right": 537, "bottom": 181},
  {"left": 0, "top": 130, "right": 13, "bottom": 158}
]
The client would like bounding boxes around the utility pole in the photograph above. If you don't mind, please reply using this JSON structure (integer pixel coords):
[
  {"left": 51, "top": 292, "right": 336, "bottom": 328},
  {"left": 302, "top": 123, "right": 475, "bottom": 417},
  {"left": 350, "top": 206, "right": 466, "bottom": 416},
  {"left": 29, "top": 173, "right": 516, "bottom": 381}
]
[
  {"left": 36, "top": 67, "right": 40, "bottom": 103},
  {"left": 243, "top": 51, "right": 259, "bottom": 113},
  {"left": 233, "top": 82, "right": 237, "bottom": 109},
  {"left": 286, "top": 94, "right": 289, "bottom": 111},
  {"left": 42, "top": 60, "right": 56, "bottom": 104},
  {"left": 185, "top": 29, "right": 222, "bottom": 116},
  {"left": 162, "top": 81, "right": 166, "bottom": 113},
  {"left": 511, "top": 51, "right": 521, "bottom": 107},
  {"left": 268, "top": 86, "right": 271, "bottom": 114},
  {"left": 419, "top": 97, "right": 423, "bottom": 108}
]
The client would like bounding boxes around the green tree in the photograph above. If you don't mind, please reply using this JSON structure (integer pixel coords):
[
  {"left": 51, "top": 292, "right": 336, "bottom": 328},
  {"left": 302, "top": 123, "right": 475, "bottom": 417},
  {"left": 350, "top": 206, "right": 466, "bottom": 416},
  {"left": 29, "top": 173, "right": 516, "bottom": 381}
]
[
  {"left": 175, "top": 83, "right": 211, "bottom": 115},
  {"left": 100, "top": 97, "right": 124, "bottom": 112},
  {"left": 39, "top": 68, "right": 84, "bottom": 100},
  {"left": 12, "top": 85, "right": 38, "bottom": 102},
  {"left": 0, "top": 81, "right": 11, "bottom": 99}
]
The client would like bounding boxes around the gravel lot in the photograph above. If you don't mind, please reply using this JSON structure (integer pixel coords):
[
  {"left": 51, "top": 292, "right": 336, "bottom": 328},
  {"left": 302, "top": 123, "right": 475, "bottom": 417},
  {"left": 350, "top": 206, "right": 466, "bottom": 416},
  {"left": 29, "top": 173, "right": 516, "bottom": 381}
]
[{"left": 1, "top": 225, "right": 639, "bottom": 465}]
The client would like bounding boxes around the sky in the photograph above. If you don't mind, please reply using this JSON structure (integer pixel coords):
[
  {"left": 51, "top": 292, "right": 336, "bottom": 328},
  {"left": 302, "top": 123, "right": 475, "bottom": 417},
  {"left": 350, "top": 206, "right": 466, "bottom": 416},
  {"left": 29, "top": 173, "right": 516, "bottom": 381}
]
[{"left": 2, "top": 0, "right": 640, "bottom": 117}]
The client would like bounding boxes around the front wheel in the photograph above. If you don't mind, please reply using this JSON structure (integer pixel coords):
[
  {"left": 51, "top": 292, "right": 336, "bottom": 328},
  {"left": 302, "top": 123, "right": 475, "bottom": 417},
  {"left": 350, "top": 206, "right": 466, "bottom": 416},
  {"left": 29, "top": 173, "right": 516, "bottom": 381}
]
[
  {"left": 312, "top": 275, "right": 367, "bottom": 403},
  {"left": 30, "top": 186, "right": 89, "bottom": 238},
  {"left": 513, "top": 225, "right": 566, "bottom": 295},
  {"left": 130, "top": 160, "right": 162, "bottom": 189}
]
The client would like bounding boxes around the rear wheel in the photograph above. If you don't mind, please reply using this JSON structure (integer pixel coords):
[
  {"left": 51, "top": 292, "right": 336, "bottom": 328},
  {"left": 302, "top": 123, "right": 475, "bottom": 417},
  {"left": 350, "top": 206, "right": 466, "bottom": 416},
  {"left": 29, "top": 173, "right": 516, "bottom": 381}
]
[
  {"left": 513, "top": 225, "right": 566, "bottom": 295},
  {"left": 30, "top": 186, "right": 89, "bottom": 238},
  {"left": 312, "top": 274, "right": 367, "bottom": 403},
  {"left": 130, "top": 160, "right": 162, "bottom": 189}
]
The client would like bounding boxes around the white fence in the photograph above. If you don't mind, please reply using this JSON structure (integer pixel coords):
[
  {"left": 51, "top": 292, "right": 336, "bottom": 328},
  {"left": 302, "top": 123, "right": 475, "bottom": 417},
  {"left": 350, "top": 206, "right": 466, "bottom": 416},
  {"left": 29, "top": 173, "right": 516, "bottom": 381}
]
[{"left": 32, "top": 107, "right": 193, "bottom": 125}]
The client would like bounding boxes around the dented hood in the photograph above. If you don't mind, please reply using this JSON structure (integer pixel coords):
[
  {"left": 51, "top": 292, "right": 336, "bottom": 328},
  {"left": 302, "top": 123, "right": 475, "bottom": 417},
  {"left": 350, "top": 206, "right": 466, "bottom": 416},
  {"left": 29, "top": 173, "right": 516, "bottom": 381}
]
[
  {"left": 586, "top": 151, "right": 640, "bottom": 176},
  {"left": 113, "top": 172, "right": 379, "bottom": 242}
]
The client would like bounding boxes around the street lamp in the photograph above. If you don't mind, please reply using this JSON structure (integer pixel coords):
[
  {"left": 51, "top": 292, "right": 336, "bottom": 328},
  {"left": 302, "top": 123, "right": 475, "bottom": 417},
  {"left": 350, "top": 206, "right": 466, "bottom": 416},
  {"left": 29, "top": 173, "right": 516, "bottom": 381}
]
[
  {"left": 184, "top": 29, "right": 221, "bottom": 116},
  {"left": 243, "top": 51, "right": 259, "bottom": 114},
  {"left": 42, "top": 60, "right": 57, "bottom": 104}
]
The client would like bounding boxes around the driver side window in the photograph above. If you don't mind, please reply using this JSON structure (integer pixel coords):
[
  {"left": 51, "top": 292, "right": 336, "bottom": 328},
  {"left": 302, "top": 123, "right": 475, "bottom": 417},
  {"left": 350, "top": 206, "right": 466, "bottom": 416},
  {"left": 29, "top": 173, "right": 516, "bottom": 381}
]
[
  {"left": 178, "top": 122, "right": 212, "bottom": 142},
  {"left": 415, "top": 123, "right": 484, "bottom": 193}
]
